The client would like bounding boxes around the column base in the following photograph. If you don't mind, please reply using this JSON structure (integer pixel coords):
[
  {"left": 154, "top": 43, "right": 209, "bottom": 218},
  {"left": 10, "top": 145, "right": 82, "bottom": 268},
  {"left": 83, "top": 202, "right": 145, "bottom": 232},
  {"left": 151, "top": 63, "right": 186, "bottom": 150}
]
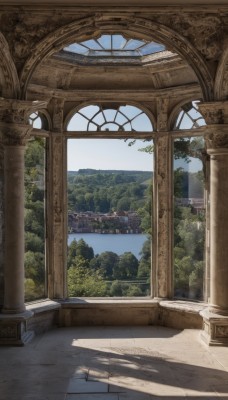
[
  {"left": 0, "top": 310, "right": 34, "bottom": 346},
  {"left": 200, "top": 308, "right": 228, "bottom": 346}
]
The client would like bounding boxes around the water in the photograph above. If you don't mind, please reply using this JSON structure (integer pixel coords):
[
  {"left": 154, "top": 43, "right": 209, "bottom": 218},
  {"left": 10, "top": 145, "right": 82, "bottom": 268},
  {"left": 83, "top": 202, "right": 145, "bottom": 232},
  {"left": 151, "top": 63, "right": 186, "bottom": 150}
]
[{"left": 68, "top": 233, "right": 148, "bottom": 259}]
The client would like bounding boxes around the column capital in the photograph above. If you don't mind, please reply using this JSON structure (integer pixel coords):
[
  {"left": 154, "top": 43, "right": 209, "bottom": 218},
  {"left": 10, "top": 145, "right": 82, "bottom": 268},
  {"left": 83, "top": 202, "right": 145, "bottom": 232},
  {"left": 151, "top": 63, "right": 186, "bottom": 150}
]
[
  {"left": 0, "top": 99, "right": 48, "bottom": 124},
  {"left": 0, "top": 99, "right": 48, "bottom": 146},
  {"left": 205, "top": 124, "right": 228, "bottom": 154},
  {"left": 198, "top": 101, "right": 228, "bottom": 125},
  {"left": 0, "top": 122, "right": 32, "bottom": 147}
]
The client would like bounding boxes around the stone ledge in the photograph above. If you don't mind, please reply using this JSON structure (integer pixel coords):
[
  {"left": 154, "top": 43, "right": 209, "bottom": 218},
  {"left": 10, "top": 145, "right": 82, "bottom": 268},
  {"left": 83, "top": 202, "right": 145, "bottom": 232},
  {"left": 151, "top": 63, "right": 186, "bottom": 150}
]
[
  {"left": 26, "top": 299, "right": 61, "bottom": 314},
  {"left": 159, "top": 300, "right": 207, "bottom": 314},
  {"left": 59, "top": 298, "right": 159, "bottom": 308}
]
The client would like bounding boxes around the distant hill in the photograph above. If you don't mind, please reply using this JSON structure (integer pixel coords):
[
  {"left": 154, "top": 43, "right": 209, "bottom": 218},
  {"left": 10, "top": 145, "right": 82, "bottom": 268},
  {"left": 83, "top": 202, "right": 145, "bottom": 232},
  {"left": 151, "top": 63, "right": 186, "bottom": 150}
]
[{"left": 67, "top": 169, "right": 152, "bottom": 214}]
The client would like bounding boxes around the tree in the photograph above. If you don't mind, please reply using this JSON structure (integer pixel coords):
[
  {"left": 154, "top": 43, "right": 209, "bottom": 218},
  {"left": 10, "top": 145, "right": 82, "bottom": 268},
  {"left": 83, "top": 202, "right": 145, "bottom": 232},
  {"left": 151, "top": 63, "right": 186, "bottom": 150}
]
[
  {"left": 68, "top": 257, "right": 107, "bottom": 297},
  {"left": 24, "top": 138, "right": 45, "bottom": 301},
  {"left": 90, "top": 251, "right": 119, "bottom": 279},
  {"left": 110, "top": 280, "right": 123, "bottom": 296},
  {"left": 75, "top": 239, "right": 94, "bottom": 261},
  {"left": 113, "top": 252, "right": 138, "bottom": 279}
]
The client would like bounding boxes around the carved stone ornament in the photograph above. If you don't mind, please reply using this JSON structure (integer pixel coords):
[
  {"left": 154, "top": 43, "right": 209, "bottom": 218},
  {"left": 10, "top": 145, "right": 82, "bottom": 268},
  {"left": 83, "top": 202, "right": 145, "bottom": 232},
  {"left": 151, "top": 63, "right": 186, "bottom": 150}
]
[
  {"left": 216, "top": 325, "right": 228, "bottom": 338},
  {"left": 156, "top": 13, "right": 225, "bottom": 62},
  {"left": 0, "top": 122, "right": 32, "bottom": 146},
  {"left": 205, "top": 125, "right": 228, "bottom": 151},
  {"left": 0, "top": 323, "right": 17, "bottom": 339},
  {"left": 198, "top": 102, "right": 228, "bottom": 125},
  {"left": 0, "top": 12, "right": 78, "bottom": 72},
  {"left": 0, "top": 99, "right": 48, "bottom": 125}
]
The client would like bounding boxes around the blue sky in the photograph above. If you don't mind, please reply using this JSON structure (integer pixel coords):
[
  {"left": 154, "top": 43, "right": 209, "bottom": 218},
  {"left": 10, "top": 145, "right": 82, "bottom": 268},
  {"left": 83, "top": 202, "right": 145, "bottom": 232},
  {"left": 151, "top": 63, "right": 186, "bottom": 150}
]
[{"left": 67, "top": 139, "right": 153, "bottom": 171}]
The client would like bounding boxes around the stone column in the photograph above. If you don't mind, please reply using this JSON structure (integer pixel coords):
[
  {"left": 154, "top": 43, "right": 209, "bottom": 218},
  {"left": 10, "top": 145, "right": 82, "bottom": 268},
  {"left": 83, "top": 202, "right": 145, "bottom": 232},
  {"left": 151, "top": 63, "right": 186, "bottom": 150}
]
[
  {"left": 153, "top": 99, "right": 172, "bottom": 299},
  {"left": 47, "top": 97, "right": 67, "bottom": 299},
  {"left": 0, "top": 99, "right": 47, "bottom": 345},
  {"left": 208, "top": 131, "right": 228, "bottom": 316},
  {"left": 153, "top": 132, "right": 172, "bottom": 299},
  {"left": 3, "top": 131, "right": 28, "bottom": 313},
  {"left": 199, "top": 101, "right": 228, "bottom": 345}
]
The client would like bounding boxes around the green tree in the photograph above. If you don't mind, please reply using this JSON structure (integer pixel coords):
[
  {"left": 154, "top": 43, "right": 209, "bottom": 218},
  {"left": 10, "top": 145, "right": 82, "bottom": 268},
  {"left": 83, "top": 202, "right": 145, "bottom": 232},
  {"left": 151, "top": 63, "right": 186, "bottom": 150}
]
[
  {"left": 68, "top": 257, "right": 107, "bottom": 297},
  {"left": 113, "top": 252, "right": 138, "bottom": 279},
  {"left": 90, "top": 251, "right": 119, "bottom": 279},
  {"left": 24, "top": 138, "right": 46, "bottom": 301},
  {"left": 109, "top": 280, "right": 123, "bottom": 296}
]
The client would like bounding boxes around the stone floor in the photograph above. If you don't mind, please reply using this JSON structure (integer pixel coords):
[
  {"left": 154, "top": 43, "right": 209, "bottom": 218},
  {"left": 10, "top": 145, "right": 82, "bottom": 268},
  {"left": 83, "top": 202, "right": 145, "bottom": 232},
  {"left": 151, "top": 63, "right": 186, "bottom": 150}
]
[{"left": 1, "top": 326, "right": 228, "bottom": 400}]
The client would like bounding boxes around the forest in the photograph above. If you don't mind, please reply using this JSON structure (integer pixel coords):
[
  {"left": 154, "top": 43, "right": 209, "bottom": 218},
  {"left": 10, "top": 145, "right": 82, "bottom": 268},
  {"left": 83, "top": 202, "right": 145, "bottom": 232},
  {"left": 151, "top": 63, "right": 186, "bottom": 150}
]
[
  {"left": 24, "top": 137, "right": 205, "bottom": 301},
  {"left": 68, "top": 169, "right": 151, "bottom": 214}
]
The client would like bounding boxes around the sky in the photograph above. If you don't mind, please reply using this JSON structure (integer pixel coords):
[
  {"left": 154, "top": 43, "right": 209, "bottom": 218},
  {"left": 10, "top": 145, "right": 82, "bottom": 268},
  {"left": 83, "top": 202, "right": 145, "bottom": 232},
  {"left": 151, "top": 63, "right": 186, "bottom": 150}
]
[
  {"left": 65, "top": 103, "right": 204, "bottom": 173},
  {"left": 67, "top": 139, "right": 153, "bottom": 171}
]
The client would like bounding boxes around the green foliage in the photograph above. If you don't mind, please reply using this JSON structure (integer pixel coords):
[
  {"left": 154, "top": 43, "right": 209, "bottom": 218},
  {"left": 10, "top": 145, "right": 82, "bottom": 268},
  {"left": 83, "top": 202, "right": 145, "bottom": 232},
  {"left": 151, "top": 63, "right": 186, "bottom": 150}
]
[
  {"left": 24, "top": 138, "right": 45, "bottom": 301},
  {"left": 67, "top": 239, "right": 150, "bottom": 297},
  {"left": 113, "top": 252, "right": 138, "bottom": 279},
  {"left": 89, "top": 251, "right": 119, "bottom": 279},
  {"left": 67, "top": 239, "right": 94, "bottom": 269},
  {"left": 68, "top": 261, "right": 107, "bottom": 297},
  {"left": 68, "top": 169, "right": 151, "bottom": 214},
  {"left": 109, "top": 280, "right": 123, "bottom": 296}
]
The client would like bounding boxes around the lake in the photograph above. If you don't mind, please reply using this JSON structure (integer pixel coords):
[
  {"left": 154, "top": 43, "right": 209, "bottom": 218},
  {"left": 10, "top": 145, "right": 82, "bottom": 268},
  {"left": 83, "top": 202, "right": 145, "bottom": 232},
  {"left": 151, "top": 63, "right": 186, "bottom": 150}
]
[{"left": 68, "top": 233, "right": 149, "bottom": 259}]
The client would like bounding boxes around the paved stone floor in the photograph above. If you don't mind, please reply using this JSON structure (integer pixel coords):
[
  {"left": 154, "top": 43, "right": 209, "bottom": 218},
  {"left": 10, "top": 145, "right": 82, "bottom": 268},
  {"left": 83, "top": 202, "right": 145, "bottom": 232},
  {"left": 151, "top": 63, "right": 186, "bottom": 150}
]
[{"left": 1, "top": 326, "right": 228, "bottom": 400}]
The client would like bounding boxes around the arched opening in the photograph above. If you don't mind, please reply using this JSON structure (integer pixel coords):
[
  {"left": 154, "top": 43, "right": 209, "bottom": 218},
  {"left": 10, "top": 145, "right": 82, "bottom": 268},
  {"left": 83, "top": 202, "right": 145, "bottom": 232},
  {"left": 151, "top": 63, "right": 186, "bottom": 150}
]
[
  {"left": 23, "top": 20, "right": 211, "bottom": 304},
  {"left": 66, "top": 103, "right": 154, "bottom": 297}
]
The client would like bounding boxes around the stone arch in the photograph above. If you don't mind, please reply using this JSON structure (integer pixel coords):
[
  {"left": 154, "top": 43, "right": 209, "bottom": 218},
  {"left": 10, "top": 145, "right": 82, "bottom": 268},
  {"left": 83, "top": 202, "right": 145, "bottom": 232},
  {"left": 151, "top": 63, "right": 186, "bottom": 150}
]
[
  {"left": 20, "top": 15, "right": 213, "bottom": 101},
  {"left": 0, "top": 32, "right": 20, "bottom": 98},
  {"left": 215, "top": 43, "right": 228, "bottom": 101},
  {"left": 168, "top": 98, "right": 204, "bottom": 131}
]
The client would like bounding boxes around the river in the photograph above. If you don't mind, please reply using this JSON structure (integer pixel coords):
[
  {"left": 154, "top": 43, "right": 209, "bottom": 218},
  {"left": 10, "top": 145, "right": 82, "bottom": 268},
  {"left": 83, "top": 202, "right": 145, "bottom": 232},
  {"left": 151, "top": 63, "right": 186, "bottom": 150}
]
[{"left": 68, "top": 233, "right": 148, "bottom": 259}]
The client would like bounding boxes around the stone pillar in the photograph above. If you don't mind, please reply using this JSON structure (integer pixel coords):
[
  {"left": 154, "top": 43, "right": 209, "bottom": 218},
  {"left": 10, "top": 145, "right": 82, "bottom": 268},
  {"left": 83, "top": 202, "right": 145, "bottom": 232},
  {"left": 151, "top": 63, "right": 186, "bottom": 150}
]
[
  {"left": 0, "top": 99, "right": 47, "bottom": 345},
  {"left": 199, "top": 101, "right": 228, "bottom": 345},
  {"left": 47, "top": 98, "right": 67, "bottom": 299},
  {"left": 3, "top": 135, "right": 27, "bottom": 313},
  {"left": 153, "top": 99, "right": 172, "bottom": 299}
]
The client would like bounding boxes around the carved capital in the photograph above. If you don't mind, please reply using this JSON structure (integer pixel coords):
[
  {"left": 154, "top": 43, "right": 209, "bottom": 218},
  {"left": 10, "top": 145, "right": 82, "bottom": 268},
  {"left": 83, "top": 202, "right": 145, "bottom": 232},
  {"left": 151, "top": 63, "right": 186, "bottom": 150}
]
[
  {"left": 204, "top": 124, "right": 228, "bottom": 153},
  {"left": 198, "top": 102, "right": 228, "bottom": 125},
  {"left": 0, "top": 122, "right": 32, "bottom": 146},
  {"left": 0, "top": 99, "right": 48, "bottom": 124},
  {"left": 0, "top": 99, "right": 48, "bottom": 145}
]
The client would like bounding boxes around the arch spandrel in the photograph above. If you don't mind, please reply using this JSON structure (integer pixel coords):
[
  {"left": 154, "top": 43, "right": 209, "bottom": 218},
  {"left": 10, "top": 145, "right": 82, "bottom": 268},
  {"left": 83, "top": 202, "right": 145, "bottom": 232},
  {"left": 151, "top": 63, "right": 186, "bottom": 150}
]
[
  {"left": 20, "top": 15, "right": 214, "bottom": 101},
  {"left": 0, "top": 32, "right": 20, "bottom": 99},
  {"left": 215, "top": 44, "right": 228, "bottom": 101}
]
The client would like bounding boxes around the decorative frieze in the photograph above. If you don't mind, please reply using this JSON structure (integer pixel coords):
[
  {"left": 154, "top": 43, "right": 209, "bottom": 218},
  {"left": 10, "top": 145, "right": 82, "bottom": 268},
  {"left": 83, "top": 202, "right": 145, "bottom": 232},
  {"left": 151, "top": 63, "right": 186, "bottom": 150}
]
[{"left": 0, "top": 323, "right": 17, "bottom": 339}]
